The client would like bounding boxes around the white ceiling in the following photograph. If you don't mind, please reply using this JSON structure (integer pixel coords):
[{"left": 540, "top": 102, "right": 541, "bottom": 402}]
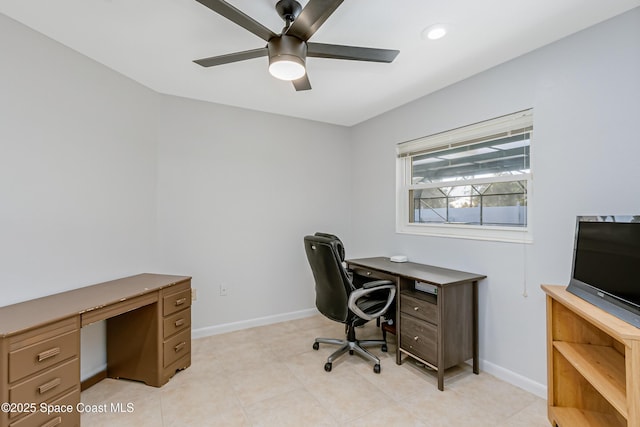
[{"left": 2, "top": 0, "right": 639, "bottom": 126}]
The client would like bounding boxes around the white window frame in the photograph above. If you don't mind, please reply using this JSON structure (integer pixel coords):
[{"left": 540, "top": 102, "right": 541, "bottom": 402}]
[{"left": 396, "top": 109, "right": 533, "bottom": 243}]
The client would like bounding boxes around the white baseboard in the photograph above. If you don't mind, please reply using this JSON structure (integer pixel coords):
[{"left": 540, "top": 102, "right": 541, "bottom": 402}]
[
  {"left": 479, "top": 359, "right": 547, "bottom": 399},
  {"left": 191, "top": 308, "right": 318, "bottom": 339}
]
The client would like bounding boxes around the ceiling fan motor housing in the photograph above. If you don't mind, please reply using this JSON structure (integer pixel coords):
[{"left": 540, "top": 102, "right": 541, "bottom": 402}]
[{"left": 268, "top": 35, "right": 307, "bottom": 68}]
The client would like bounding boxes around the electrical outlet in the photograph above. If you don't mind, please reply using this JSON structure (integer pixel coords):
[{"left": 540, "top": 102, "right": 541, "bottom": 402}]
[
  {"left": 219, "top": 283, "right": 228, "bottom": 296},
  {"left": 191, "top": 288, "right": 197, "bottom": 301}
]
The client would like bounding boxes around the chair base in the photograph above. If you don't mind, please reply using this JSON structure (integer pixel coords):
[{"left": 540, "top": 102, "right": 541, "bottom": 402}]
[{"left": 313, "top": 324, "right": 387, "bottom": 374}]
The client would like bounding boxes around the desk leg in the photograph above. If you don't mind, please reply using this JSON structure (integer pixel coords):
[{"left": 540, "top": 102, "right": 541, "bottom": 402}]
[
  {"left": 472, "top": 280, "right": 479, "bottom": 375},
  {"left": 396, "top": 281, "right": 402, "bottom": 365},
  {"left": 438, "top": 289, "right": 445, "bottom": 391}
]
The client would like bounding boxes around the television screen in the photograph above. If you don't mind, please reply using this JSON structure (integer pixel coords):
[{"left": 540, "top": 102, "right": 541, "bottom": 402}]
[{"left": 567, "top": 215, "right": 640, "bottom": 328}]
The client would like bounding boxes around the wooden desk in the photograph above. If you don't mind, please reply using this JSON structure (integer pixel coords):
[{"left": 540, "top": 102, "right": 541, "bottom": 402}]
[
  {"left": 0, "top": 273, "right": 191, "bottom": 427},
  {"left": 347, "top": 257, "right": 485, "bottom": 391}
]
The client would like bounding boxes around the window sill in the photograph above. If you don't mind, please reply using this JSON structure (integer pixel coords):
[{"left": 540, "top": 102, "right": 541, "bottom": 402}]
[{"left": 397, "top": 222, "right": 533, "bottom": 244}]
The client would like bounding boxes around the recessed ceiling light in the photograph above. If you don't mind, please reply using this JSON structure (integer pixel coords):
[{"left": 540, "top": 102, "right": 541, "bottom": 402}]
[{"left": 422, "top": 24, "right": 448, "bottom": 41}]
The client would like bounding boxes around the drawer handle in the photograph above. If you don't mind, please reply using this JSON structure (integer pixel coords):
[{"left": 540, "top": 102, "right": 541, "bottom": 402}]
[
  {"left": 174, "top": 319, "right": 185, "bottom": 327},
  {"left": 41, "top": 417, "right": 62, "bottom": 427},
  {"left": 37, "top": 347, "right": 61, "bottom": 362},
  {"left": 413, "top": 336, "right": 419, "bottom": 341},
  {"left": 366, "top": 272, "right": 371, "bottom": 276},
  {"left": 413, "top": 306, "right": 420, "bottom": 311},
  {"left": 174, "top": 341, "right": 186, "bottom": 352},
  {"left": 174, "top": 298, "right": 187, "bottom": 306},
  {"left": 38, "top": 377, "right": 61, "bottom": 394}
]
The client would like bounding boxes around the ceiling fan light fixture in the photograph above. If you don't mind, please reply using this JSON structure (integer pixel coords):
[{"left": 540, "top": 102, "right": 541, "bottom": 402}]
[
  {"left": 269, "top": 57, "right": 306, "bottom": 80},
  {"left": 268, "top": 35, "right": 307, "bottom": 81}
]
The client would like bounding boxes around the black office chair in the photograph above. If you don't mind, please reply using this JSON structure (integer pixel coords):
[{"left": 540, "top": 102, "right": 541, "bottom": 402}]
[{"left": 304, "top": 233, "right": 396, "bottom": 373}]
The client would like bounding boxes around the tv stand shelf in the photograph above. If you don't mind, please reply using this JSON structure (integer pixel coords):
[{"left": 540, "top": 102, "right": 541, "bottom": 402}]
[{"left": 542, "top": 285, "right": 640, "bottom": 427}]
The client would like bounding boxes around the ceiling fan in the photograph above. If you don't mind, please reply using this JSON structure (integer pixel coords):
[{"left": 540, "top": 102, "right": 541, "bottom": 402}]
[{"left": 193, "top": 0, "right": 400, "bottom": 91}]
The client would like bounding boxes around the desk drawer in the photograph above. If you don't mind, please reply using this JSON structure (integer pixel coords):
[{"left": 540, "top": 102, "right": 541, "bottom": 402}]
[
  {"left": 163, "top": 329, "right": 190, "bottom": 368},
  {"left": 9, "top": 330, "right": 79, "bottom": 383},
  {"left": 163, "top": 307, "right": 191, "bottom": 339},
  {"left": 400, "top": 293, "right": 437, "bottom": 324},
  {"left": 9, "top": 358, "right": 79, "bottom": 417},
  {"left": 400, "top": 314, "right": 437, "bottom": 366},
  {"left": 350, "top": 267, "right": 396, "bottom": 283},
  {"left": 9, "top": 387, "right": 80, "bottom": 427},
  {"left": 163, "top": 289, "right": 191, "bottom": 317}
]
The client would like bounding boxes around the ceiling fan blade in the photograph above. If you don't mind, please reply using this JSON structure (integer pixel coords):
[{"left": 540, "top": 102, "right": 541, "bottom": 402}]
[
  {"left": 286, "top": 0, "right": 343, "bottom": 41},
  {"left": 292, "top": 74, "right": 312, "bottom": 91},
  {"left": 195, "top": 0, "right": 277, "bottom": 41},
  {"left": 194, "top": 47, "right": 268, "bottom": 67},
  {"left": 307, "top": 43, "right": 399, "bottom": 62}
]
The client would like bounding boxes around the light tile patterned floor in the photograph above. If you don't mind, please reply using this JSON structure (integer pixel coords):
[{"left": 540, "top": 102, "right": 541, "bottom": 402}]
[{"left": 81, "top": 315, "right": 549, "bottom": 426}]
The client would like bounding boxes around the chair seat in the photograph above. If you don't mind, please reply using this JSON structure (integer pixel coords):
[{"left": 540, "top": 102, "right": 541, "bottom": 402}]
[{"left": 355, "top": 296, "right": 388, "bottom": 314}]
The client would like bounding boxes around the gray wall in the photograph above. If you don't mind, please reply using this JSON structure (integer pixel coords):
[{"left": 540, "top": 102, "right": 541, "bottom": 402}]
[
  {"left": 0, "top": 14, "right": 157, "bottom": 304},
  {"left": 1, "top": 13, "right": 159, "bottom": 380},
  {"left": 349, "top": 8, "right": 640, "bottom": 394},
  {"left": 153, "top": 95, "right": 352, "bottom": 331}
]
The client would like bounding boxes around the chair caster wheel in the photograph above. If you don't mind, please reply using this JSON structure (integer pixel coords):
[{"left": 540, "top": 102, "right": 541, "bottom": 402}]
[
  {"left": 373, "top": 364, "right": 381, "bottom": 374},
  {"left": 324, "top": 362, "right": 332, "bottom": 372},
  {"left": 313, "top": 342, "right": 319, "bottom": 350},
  {"left": 349, "top": 350, "right": 354, "bottom": 355},
  {"left": 381, "top": 344, "right": 388, "bottom": 352}
]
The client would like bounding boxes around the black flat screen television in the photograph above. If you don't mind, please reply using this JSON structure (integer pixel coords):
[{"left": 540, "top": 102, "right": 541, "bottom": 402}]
[{"left": 566, "top": 215, "right": 640, "bottom": 328}]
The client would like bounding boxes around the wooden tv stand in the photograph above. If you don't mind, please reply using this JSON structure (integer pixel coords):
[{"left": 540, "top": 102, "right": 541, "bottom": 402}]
[
  {"left": 542, "top": 285, "right": 640, "bottom": 427},
  {"left": 0, "top": 273, "right": 192, "bottom": 427}
]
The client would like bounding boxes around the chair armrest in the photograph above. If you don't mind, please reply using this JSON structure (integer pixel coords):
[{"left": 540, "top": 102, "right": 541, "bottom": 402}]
[
  {"left": 361, "top": 280, "right": 392, "bottom": 289},
  {"left": 348, "top": 282, "right": 396, "bottom": 322}
]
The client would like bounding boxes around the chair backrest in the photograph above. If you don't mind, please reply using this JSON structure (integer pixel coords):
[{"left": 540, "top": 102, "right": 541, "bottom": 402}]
[
  {"left": 313, "top": 232, "right": 346, "bottom": 262},
  {"left": 304, "top": 234, "right": 353, "bottom": 323}
]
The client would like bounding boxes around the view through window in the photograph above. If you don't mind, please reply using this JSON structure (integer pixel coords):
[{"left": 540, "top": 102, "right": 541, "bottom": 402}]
[{"left": 397, "top": 110, "right": 533, "bottom": 241}]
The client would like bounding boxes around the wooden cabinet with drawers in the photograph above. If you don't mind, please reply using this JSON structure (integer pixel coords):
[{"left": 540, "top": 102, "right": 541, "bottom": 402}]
[
  {"left": 161, "top": 282, "right": 192, "bottom": 382},
  {"left": 347, "top": 257, "right": 485, "bottom": 391},
  {"left": 2, "top": 318, "right": 81, "bottom": 427},
  {"left": 0, "top": 273, "right": 191, "bottom": 427},
  {"left": 105, "top": 277, "right": 192, "bottom": 388},
  {"left": 399, "top": 293, "right": 438, "bottom": 366},
  {"left": 398, "top": 283, "right": 476, "bottom": 391}
]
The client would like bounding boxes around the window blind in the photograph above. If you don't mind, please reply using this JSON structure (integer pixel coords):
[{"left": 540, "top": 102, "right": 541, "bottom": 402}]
[{"left": 397, "top": 109, "right": 533, "bottom": 158}]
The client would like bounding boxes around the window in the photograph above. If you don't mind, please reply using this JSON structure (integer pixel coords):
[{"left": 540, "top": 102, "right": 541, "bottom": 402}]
[{"left": 396, "top": 109, "right": 533, "bottom": 242}]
